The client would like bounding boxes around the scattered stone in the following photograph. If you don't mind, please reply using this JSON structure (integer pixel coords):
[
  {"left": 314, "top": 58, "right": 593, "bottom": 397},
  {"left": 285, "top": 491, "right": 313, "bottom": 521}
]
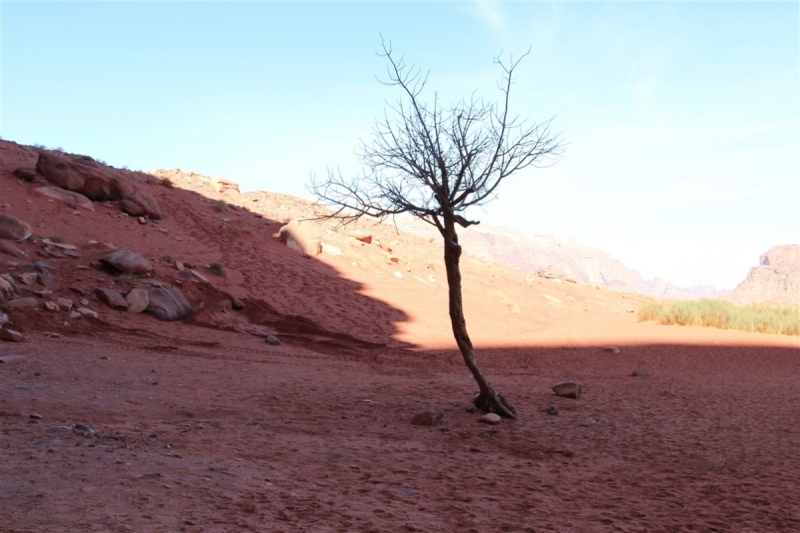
[
  {"left": 0, "top": 312, "right": 7, "bottom": 327},
  {"left": 536, "top": 406, "right": 559, "bottom": 416},
  {"left": 33, "top": 289, "right": 53, "bottom": 298},
  {"left": 18, "top": 272, "right": 37, "bottom": 286},
  {"left": 479, "top": 413, "right": 502, "bottom": 425},
  {"left": 99, "top": 249, "right": 154, "bottom": 275},
  {"left": 76, "top": 307, "right": 98, "bottom": 319},
  {"left": 29, "top": 413, "right": 43, "bottom": 420},
  {"left": 0, "top": 240, "right": 27, "bottom": 259},
  {"left": 321, "top": 243, "right": 342, "bottom": 256},
  {"left": 350, "top": 231, "right": 373, "bottom": 244},
  {"left": 22, "top": 262, "right": 55, "bottom": 287},
  {"left": 174, "top": 260, "right": 185, "bottom": 272},
  {"left": 394, "top": 272, "right": 403, "bottom": 279},
  {"left": 265, "top": 335, "right": 282, "bottom": 346},
  {"left": 45, "top": 301, "right": 60, "bottom": 312},
  {"left": 0, "top": 278, "right": 13, "bottom": 301},
  {"left": 69, "top": 311, "right": 81, "bottom": 319},
  {"left": 411, "top": 406, "right": 444, "bottom": 426},
  {"left": 577, "top": 417, "right": 597, "bottom": 426},
  {"left": 466, "top": 404, "right": 476, "bottom": 413},
  {"left": 179, "top": 270, "right": 192, "bottom": 279},
  {"left": 603, "top": 346, "right": 621, "bottom": 354},
  {"left": 125, "top": 288, "right": 149, "bottom": 313},
  {"left": 95, "top": 288, "right": 128, "bottom": 311},
  {"left": 137, "top": 216, "right": 147, "bottom": 225},
  {"left": 232, "top": 298, "right": 245, "bottom": 310},
  {"left": 146, "top": 288, "right": 193, "bottom": 321},
  {"left": 278, "top": 220, "right": 321, "bottom": 256},
  {"left": 190, "top": 269, "right": 209, "bottom": 283},
  {"left": 0, "top": 355, "right": 26, "bottom": 363},
  {"left": 552, "top": 380, "right": 583, "bottom": 399},
  {"left": 68, "top": 286, "right": 90, "bottom": 297},
  {"left": 121, "top": 190, "right": 162, "bottom": 219},
  {"left": 0, "top": 328, "right": 23, "bottom": 342},
  {"left": 73, "top": 423, "right": 95, "bottom": 436},
  {"left": 631, "top": 370, "right": 651, "bottom": 378},
  {"left": 0, "top": 213, "right": 33, "bottom": 241},
  {"left": 4, "top": 297, "right": 38, "bottom": 309}
]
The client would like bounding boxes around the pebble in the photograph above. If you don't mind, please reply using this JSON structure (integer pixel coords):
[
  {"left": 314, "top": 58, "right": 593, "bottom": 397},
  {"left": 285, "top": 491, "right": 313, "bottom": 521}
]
[
  {"left": 631, "top": 370, "right": 651, "bottom": 378},
  {"left": 266, "top": 335, "right": 282, "bottom": 346},
  {"left": 465, "top": 404, "right": 476, "bottom": 413},
  {"left": 603, "top": 346, "right": 621, "bottom": 354},
  {"left": 479, "top": 413, "right": 502, "bottom": 425},
  {"left": 577, "top": 417, "right": 597, "bottom": 426}
]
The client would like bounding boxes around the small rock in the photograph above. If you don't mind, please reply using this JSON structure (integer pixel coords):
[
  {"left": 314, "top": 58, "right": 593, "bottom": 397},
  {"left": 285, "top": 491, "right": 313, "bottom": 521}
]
[
  {"left": 99, "top": 249, "right": 154, "bottom": 275},
  {"left": 232, "top": 298, "right": 245, "bottom": 310},
  {"left": 56, "top": 297, "right": 73, "bottom": 311},
  {"left": 631, "top": 370, "right": 650, "bottom": 378},
  {"left": 0, "top": 328, "right": 24, "bottom": 342},
  {"left": 603, "top": 346, "right": 621, "bottom": 354},
  {"left": 29, "top": 413, "right": 43, "bottom": 420},
  {"left": 266, "top": 335, "right": 282, "bottom": 346},
  {"left": 190, "top": 269, "right": 209, "bottom": 283},
  {"left": 0, "top": 355, "right": 26, "bottom": 363},
  {"left": 552, "top": 380, "right": 583, "bottom": 399},
  {"left": 465, "top": 404, "right": 476, "bottom": 413},
  {"left": 321, "top": 243, "right": 342, "bottom": 256},
  {"left": 77, "top": 307, "right": 98, "bottom": 319},
  {"left": 18, "top": 272, "right": 37, "bottom": 286},
  {"left": 174, "top": 260, "right": 185, "bottom": 272},
  {"left": 69, "top": 311, "right": 81, "bottom": 319},
  {"left": 95, "top": 288, "right": 128, "bottom": 311},
  {"left": 0, "top": 213, "right": 33, "bottom": 240},
  {"left": 350, "top": 231, "right": 373, "bottom": 244},
  {"left": 0, "top": 240, "right": 27, "bottom": 259},
  {"left": 73, "top": 423, "right": 95, "bottom": 436},
  {"left": 394, "top": 272, "right": 403, "bottom": 279},
  {"left": 137, "top": 217, "right": 147, "bottom": 225},
  {"left": 479, "top": 413, "right": 502, "bottom": 425},
  {"left": 411, "top": 406, "right": 444, "bottom": 426},
  {"left": 45, "top": 301, "right": 60, "bottom": 312},
  {"left": 577, "top": 417, "right": 597, "bottom": 426},
  {"left": 4, "top": 297, "right": 38, "bottom": 309},
  {"left": 125, "top": 288, "right": 149, "bottom": 313}
]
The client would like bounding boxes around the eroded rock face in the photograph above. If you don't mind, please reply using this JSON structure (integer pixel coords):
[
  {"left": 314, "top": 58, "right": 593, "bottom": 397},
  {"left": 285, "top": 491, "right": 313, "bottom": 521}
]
[
  {"left": 146, "top": 288, "right": 193, "bottom": 321},
  {"left": 0, "top": 213, "right": 33, "bottom": 241},
  {"left": 727, "top": 245, "right": 800, "bottom": 304},
  {"left": 121, "top": 191, "right": 162, "bottom": 219},
  {"left": 109, "top": 176, "right": 134, "bottom": 201},
  {"left": 35, "top": 151, "right": 113, "bottom": 200},
  {"left": 99, "top": 249, "right": 154, "bottom": 275}
]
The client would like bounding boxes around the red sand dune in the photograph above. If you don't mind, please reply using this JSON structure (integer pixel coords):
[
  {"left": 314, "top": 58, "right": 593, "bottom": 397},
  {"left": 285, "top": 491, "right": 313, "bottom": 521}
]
[{"left": 1, "top": 140, "right": 798, "bottom": 532}]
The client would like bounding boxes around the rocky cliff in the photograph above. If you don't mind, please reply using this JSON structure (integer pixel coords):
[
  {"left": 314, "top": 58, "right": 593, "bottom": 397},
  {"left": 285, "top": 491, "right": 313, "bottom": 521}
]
[{"left": 726, "top": 245, "right": 800, "bottom": 304}]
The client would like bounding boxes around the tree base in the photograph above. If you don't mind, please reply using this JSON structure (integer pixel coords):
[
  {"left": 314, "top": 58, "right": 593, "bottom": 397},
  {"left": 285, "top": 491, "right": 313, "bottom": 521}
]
[{"left": 475, "top": 390, "right": 517, "bottom": 419}]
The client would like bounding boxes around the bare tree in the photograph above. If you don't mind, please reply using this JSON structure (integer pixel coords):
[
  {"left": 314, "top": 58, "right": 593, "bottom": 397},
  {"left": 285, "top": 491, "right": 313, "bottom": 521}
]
[{"left": 310, "top": 39, "right": 564, "bottom": 418}]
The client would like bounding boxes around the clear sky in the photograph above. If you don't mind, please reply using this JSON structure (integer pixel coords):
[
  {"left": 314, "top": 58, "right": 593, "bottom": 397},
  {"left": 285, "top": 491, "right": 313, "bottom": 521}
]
[{"left": 1, "top": 1, "right": 797, "bottom": 291}]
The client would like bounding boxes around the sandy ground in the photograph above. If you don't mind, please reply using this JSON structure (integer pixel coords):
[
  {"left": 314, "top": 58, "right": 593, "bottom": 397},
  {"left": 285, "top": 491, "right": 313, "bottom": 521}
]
[{"left": 1, "top": 140, "right": 799, "bottom": 532}]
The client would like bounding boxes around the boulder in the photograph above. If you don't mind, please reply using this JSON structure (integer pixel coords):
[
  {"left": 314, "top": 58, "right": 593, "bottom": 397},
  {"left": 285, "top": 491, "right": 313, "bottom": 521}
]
[
  {"left": 95, "top": 288, "right": 128, "bottom": 311},
  {"left": 125, "top": 288, "right": 149, "bottom": 313},
  {"left": 109, "top": 176, "right": 134, "bottom": 201},
  {"left": 99, "top": 249, "right": 154, "bottom": 275},
  {"left": 146, "top": 288, "right": 193, "bottom": 321},
  {"left": 22, "top": 262, "right": 55, "bottom": 286},
  {"left": 36, "top": 151, "right": 112, "bottom": 200},
  {"left": 0, "top": 213, "right": 33, "bottom": 240},
  {"left": 278, "top": 220, "right": 321, "bottom": 256},
  {"left": 120, "top": 191, "right": 162, "bottom": 219},
  {"left": 0, "top": 241, "right": 26, "bottom": 259},
  {"left": 552, "top": 380, "right": 583, "bottom": 399},
  {"left": 33, "top": 186, "right": 95, "bottom": 211},
  {"left": 411, "top": 406, "right": 444, "bottom": 426}
]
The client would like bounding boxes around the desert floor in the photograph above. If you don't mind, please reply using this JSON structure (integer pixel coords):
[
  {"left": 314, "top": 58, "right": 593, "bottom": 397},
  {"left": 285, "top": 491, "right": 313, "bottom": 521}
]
[{"left": 1, "top": 140, "right": 798, "bottom": 532}]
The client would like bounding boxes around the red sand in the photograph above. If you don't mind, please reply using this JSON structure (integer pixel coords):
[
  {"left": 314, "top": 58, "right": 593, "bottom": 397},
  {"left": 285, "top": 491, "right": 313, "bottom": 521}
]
[{"left": 1, "top": 140, "right": 798, "bottom": 532}]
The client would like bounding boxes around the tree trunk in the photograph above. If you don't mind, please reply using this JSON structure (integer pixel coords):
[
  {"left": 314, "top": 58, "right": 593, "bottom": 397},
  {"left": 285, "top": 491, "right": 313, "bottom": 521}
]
[{"left": 442, "top": 220, "right": 517, "bottom": 419}]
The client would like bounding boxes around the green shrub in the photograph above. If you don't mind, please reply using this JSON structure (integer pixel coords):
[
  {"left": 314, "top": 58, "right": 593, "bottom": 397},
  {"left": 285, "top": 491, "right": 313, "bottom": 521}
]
[
  {"left": 213, "top": 200, "right": 230, "bottom": 213},
  {"left": 638, "top": 299, "right": 800, "bottom": 336}
]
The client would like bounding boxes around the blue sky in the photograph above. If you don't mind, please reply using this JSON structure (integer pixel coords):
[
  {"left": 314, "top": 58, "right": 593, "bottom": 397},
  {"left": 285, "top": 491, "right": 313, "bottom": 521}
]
[{"left": 1, "top": 1, "right": 797, "bottom": 291}]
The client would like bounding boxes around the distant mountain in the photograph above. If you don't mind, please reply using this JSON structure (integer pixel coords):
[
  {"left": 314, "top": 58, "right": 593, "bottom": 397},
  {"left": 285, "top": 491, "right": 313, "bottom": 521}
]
[
  {"left": 726, "top": 244, "right": 800, "bottom": 305},
  {"left": 393, "top": 217, "right": 726, "bottom": 300}
]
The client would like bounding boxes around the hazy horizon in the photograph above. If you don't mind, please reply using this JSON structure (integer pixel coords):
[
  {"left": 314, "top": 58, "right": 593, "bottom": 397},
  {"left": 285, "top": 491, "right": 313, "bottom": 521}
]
[{"left": 2, "top": 1, "right": 797, "bottom": 291}]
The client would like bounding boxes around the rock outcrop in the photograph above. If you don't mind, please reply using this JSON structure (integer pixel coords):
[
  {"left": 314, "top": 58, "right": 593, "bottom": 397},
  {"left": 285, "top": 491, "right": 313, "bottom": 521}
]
[
  {"left": 727, "top": 245, "right": 800, "bottom": 304},
  {"left": 35, "top": 151, "right": 114, "bottom": 201}
]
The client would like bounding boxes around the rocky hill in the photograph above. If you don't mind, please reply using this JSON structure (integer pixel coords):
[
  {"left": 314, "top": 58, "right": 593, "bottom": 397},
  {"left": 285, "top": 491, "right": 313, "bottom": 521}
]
[
  {"left": 394, "top": 218, "right": 725, "bottom": 300},
  {"left": 726, "top": 244, "right": 800, "bottom": 305}
]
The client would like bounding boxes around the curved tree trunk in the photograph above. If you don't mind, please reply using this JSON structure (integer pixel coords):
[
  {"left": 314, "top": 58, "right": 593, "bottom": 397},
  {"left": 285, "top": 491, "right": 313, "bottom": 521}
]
[{"left": 442, "top": 220, "right": 517, "bottom": 419}]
